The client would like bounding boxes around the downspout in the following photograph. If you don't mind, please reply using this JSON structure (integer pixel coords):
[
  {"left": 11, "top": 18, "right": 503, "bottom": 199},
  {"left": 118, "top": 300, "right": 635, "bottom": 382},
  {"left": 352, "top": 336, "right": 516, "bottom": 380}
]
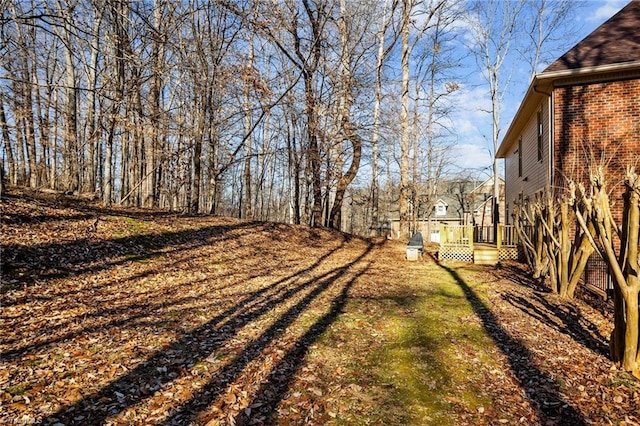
[{"left": 548, "top": 91, "right": 554, "bottom": 190}]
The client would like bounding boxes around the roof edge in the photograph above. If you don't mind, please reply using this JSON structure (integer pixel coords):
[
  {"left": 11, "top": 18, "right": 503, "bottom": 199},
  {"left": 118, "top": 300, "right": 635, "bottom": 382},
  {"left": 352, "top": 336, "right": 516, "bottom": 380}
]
[
  {"left": 538, "top": 59, "right": 640, "bottom": 80},
  {"left": 496, "top": 77, "right": 545, "bottom": 158},
  {"left": 497, "top": 60, "right": 640, "bottom": 159}
]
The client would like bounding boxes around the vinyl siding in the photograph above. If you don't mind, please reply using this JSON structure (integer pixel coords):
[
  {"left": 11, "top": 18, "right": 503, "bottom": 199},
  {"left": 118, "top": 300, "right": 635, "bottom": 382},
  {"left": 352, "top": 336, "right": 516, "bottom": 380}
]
[{"left": 503, "top": 98, "right": 550, "bottom": 219}]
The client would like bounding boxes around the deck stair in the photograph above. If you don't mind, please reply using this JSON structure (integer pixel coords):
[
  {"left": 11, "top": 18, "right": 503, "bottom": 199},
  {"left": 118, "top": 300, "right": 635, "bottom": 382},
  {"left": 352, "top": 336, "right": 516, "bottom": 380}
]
[{"left": 473, "top": 244, "right": 499, "bottom": 265}]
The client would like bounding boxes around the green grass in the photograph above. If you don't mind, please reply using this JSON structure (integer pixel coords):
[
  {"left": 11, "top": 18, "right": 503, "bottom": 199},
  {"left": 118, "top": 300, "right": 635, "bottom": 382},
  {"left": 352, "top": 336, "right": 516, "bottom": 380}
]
[
  {"left": 112, "top": 216, "right": 149, "bottom": 239},
  {"left": 325, "top": 261, "right": 498, "bottom": 425},
  {"left": 6, "top": 383, "right": 28, "bottom": 396}
]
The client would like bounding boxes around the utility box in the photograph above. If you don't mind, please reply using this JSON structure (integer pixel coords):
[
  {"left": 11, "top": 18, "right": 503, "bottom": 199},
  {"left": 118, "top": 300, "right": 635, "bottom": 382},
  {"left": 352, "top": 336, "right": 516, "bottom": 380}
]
[
  {"left": 406, "top": 232, "right": 424, "bottom": 261},
  {"left": 406, "top": 248, "right": 420, "bottom": 261}
]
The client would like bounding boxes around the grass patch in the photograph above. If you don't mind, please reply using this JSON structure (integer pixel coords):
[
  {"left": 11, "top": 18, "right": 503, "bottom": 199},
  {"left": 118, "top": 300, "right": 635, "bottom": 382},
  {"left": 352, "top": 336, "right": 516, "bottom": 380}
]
[
  {"left": 321, "top": 261, "right": 498, "bottom": 425},
  {"left": 6, "top": 383, "right": 28, "bottom": 396}
]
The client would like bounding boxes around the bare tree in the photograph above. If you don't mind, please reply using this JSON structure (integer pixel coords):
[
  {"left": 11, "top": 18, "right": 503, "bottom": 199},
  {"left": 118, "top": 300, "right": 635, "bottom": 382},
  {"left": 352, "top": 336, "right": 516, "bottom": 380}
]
[
  {"left": 520, "top": 0, "right": 577, "bottom": 79},
  {"left": 83, "top": 1, "right": 105, "bottom": 194},
  {"left": 54, "top": 0, "right": 80, "bottom": 193},
  {"left": 466, "top": 0, "right": 525, "bottom": 234},
  {"left": 513, "top": 184, "right": 594, "bottom": 299},
  {"left": 103, "top": 0, "right": 129, "bottom": 205},
  {"left": 327, "top": 0, "right": 365, "bottom": 229},
  {"left": 0, "top": 90, "right": 17, "bottom": 186},
  {"left": 398, "top": 0, "right": 412, "bottom": 239},
  {"left": 370, "top": 0, "right": 399, "bottom": 233},
  {"left": 513, "top": 194, "right": 549, "bottom": 280},
  {"left": 410, "top": 0, "right": 460, "bottom": 229},
  {"left": 242, "top": 39, "right": 255, "bottom": 220},
  {"left": 575, "top": 166, "right": 640, "bottom": 378}
]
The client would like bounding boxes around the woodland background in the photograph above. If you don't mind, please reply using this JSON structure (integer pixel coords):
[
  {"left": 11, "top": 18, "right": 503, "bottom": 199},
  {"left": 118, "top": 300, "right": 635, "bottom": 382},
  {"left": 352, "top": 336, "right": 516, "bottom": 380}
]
[{"left": 1, "top": 0, "right": 583, "bottom": 235}]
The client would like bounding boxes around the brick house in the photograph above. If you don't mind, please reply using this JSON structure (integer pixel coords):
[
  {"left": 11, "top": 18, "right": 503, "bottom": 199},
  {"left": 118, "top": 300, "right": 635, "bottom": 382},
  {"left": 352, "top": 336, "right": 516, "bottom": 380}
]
[{"left": 497, "top": 0, "right": 640, "bottom": 221}]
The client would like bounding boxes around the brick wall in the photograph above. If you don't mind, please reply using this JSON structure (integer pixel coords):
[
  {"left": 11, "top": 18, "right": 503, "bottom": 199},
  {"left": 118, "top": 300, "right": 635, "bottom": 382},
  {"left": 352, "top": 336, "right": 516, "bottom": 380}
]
[{"left": 553, "top": 78, "right": 640, "bottom": 223}]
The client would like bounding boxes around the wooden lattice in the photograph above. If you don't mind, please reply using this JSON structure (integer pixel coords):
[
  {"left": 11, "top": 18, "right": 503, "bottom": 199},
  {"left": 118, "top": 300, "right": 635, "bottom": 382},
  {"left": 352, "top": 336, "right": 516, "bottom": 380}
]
[
  {"left": 499, "top": 246, "right": 520, "bottom": 261},
  {"left": 438, "top": 247, "right": 473, "bottom": 262}
]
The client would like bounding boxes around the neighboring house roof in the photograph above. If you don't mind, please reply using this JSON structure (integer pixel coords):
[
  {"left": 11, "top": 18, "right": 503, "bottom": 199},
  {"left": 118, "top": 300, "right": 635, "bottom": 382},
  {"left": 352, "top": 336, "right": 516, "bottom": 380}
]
[
  {"left": 469, "top": 176, "right": 504, "bottom": 194},
  {"left": 427, "top": 195, "right": 463, "bottom": 220},
  {"left": 497, "top": 0, "right": 640, "bottom": 159},
  {"left": 473, "top": 198, "right": 492, "bottom": 214}
]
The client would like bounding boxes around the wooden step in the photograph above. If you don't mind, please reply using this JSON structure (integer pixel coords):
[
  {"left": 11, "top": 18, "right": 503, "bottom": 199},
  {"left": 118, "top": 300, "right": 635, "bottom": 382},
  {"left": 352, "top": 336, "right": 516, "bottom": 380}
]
[{"left": 474, "top": 248, "right": 498, "bottom": 265}]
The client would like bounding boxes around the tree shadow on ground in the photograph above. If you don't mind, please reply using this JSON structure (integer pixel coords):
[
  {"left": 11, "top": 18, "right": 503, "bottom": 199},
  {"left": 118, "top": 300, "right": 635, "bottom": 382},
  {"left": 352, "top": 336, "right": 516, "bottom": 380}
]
[
  {"left": 502, "top": 292, "right": 609, "bottom": 356},
  {"left": 36, "top": 239, "right": 377, "bottom": 425},
  {"left": 1, "top": 189, "right": 184, "bottom": 224},
  {"left": 167, "top": 259, "right": 374, "bottom": 425},
  {"left": 498, "top": 262, "right": 551, "bottom": 293},
  {"left": 435, "top": 260, "right": 587, "bottom": 425},
  {"left": 3, "top": 226, "right": 350, "bottom": 360},
  {"left": 496, "top": 263, "right": 609, "bottom": 355},
  {"left": 2, "top": 220, "right": 261, "bottom": 290}
]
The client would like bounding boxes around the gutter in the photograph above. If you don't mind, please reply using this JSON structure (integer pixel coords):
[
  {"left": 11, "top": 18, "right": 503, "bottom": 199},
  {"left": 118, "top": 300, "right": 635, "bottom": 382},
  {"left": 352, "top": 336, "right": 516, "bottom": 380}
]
[
  {"left": 536, "top": 60, "right": 640, "bottom": 81},
  {"left": 496, "top": 60, "right": 640, "bottom": 158}
]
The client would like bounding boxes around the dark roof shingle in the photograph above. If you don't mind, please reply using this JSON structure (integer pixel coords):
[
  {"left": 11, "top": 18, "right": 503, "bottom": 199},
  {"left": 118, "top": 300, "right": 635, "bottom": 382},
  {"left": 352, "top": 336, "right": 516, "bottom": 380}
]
[{"left": 544, "top": 0, "right": 640, "bottom": 73}]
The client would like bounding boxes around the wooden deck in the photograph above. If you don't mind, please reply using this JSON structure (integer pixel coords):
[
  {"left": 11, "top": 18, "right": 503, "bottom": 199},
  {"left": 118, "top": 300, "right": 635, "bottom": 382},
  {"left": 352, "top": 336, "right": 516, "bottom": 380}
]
[{"left": 438, "top": 224, "right": 520, "bottom": 265}]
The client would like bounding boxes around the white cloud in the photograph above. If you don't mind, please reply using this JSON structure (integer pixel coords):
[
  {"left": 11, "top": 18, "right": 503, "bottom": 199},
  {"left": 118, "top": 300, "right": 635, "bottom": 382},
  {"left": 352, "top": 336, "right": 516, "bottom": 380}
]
[
  {"left": 446, "top": 84, "right": 492, "bottom": 141},
  {"left": 438, "top": 84, "right": 495, "bottom": 172},
  {"left": 585, "top": 0, "right": 627, "bottom": 22},
  {"left": 449, "top": 143, "right": 494, "bottom": 171}
]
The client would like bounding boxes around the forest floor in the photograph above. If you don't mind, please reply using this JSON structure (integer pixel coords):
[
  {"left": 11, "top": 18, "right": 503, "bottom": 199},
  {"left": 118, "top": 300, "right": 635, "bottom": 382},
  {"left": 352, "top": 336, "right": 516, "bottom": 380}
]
[{"left": 1, "top": 188, "right": 639, "bottom": 425}]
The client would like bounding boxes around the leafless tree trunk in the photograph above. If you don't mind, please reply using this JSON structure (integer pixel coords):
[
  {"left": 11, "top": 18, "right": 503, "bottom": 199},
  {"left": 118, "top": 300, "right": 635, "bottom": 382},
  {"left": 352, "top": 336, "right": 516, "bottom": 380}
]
[
  {"left": 57, "top": 0, "right": 80, "bottom": 193},
  {"left": 467, "top": 0, "right": 525, "bottom": 234},
  {"left": 399, "top": 0, "right": 411, "bottom": 240},
  {"left": 9, "top": 2, "right": 38, "bottom": 188},
  {"left": 84, "top": 3, "right": 104, "bottom": 193},
  {"left": 145, "top": 0, "right": 166, "bottom": 208},
  {"left": 575, "top": 167, "right": 640, "bottom": 378},
  {"left": 327, "top": 0, "right": 362, "bottom": 230},
  {"left": 242, "top": 40, "right": 254, "bottom": 220},
  {"left": 103, "top": 0, "right": 128, "bottom": 205},
  {"left": 516, "top": 186, "right": 594, "bottom": 298},
  {"left": 370, "top": 0, "right": 398, "bottom": 233},
  {"left": 0, "top": 91, "right": 17, "bottom": 186},
  {"left": 514, "top": 195, "right": 549, "bottom": 280},
  {"left": 300, "top": 1, "right": 324, "bottom": 227}
]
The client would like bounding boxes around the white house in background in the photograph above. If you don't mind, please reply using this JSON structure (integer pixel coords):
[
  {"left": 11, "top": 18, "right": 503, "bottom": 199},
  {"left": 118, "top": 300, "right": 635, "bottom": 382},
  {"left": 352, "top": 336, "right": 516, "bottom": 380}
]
[{"left": 433, "top": 199, "right": 448, "bottom": 217}]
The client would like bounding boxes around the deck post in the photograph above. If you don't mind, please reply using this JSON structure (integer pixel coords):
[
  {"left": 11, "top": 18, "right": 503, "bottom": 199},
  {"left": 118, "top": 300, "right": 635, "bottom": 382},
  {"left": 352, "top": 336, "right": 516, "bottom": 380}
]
[{"left": 497, "top": 224, "right": 503, "bottom": 250}]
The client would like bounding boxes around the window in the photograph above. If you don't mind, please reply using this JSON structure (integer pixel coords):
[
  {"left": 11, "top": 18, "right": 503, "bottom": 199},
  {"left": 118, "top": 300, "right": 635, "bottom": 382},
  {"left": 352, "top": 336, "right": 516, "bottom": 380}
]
[
  {"left": 435, "top": 203, "right": 446, "bottom": 216},
  {"left": 518, "top": 138, "right": 523, "bottom": 177},
  {"left": 537, "top": 111, "right": 543, "bottom": 161}
]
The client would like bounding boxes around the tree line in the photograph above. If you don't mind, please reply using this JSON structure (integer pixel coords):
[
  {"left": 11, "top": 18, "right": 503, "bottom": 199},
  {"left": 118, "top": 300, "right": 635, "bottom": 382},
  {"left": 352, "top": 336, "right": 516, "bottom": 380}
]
[{"left": 1, "top": 0, "right": 575, "bottom": 234}]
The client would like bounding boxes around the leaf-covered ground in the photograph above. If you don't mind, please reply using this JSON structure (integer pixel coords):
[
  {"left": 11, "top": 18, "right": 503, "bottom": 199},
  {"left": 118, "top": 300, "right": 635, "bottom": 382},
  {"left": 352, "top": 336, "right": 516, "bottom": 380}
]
[{"left": 1, "top": 189, "right": 639, "bottom": 425}]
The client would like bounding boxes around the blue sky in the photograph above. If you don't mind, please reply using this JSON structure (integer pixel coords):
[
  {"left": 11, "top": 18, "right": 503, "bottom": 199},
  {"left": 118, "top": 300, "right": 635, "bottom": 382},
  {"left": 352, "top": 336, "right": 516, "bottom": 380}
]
[{"left": 448, "top": 0, "right": 630, "bottom": 175}]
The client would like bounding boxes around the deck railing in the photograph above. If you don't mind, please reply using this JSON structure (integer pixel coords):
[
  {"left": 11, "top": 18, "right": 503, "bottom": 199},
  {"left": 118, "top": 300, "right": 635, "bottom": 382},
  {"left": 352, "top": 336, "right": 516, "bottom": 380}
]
[
  {"left": 439, "top": 223, "right": 520, "bottom": 263},
  {"left": 497, "top": 224, "right": 518, "bottom": 248},
  {"left": 475, "top": 226, "right": 495, "bottom": 244},
  {"left": 440, "top": 224, "right": 474, "bottom": 249},
  {"left": 440, "top": 224, "right": 518, "bottom": 249}
]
